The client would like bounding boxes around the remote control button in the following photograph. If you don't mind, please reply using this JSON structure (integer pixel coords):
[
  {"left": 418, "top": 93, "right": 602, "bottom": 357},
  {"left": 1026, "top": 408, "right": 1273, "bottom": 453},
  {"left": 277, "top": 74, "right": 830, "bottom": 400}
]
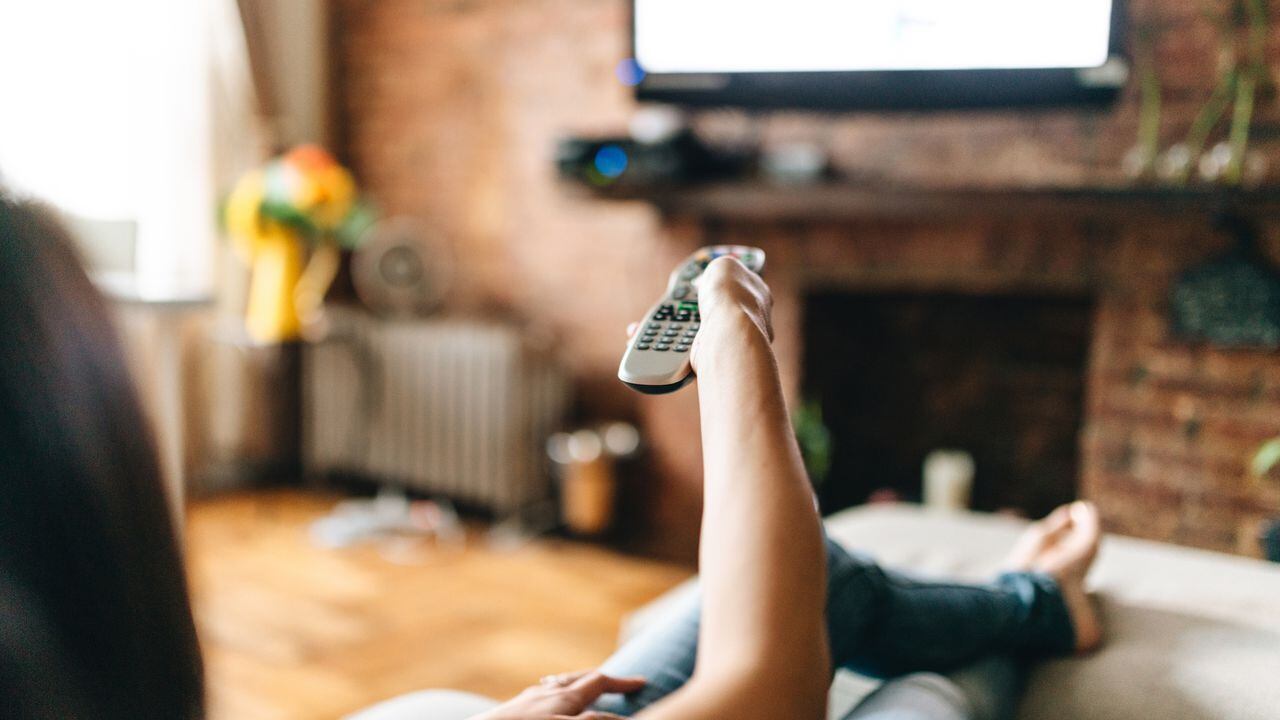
[
  {"left": 690, "top": 323, "right": 700, "bottom": 330},
  {"left": 672, "top": 284, "right": 690, "bottom": 299},
  {"left": 654, "top": 346, "right": 671, "bottom": 352},
  {"left": 643, "top": 328, "right": 659, "bottom": 335},
  {"left": 668, "top": 323, "right": 683, "bottom": 329},
  {"left": 674, "top": 346, "right": 689, "bottom": 353},
  {"left": 660, "top": 304, "right": 674, "bottom": 312},
  {"left": 683, "top": 332, "right": 697, "bottom": 340}
]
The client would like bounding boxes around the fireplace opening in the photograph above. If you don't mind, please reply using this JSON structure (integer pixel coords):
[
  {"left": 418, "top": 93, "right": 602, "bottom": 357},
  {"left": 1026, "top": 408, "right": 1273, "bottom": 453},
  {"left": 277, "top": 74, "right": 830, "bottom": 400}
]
[{"left": 802, "top": 292, "right": 1094, "bottom": 519}]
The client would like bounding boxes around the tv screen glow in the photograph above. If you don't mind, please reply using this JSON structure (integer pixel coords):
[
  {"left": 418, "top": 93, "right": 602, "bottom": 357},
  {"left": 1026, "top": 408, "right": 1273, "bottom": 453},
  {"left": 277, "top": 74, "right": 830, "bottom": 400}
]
[
  {"left": 631, "top": 0, "right": 1125, "bottom": 109},
  {"left": 634, "top": 0, "right": 1116, "bottom": 74}
]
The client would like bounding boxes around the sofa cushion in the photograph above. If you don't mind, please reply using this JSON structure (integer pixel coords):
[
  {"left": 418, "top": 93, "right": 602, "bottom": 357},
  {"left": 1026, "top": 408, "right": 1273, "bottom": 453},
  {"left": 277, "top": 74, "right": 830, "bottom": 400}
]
[
  {"left": 343, "top": 689, "right": 498, "bottom": 720},
  {"left": 821, "top": 504, "right": 1280, "bottom": 720},
  {"left": 623, "top": 504, "right": 1280, "bottom": 720}
]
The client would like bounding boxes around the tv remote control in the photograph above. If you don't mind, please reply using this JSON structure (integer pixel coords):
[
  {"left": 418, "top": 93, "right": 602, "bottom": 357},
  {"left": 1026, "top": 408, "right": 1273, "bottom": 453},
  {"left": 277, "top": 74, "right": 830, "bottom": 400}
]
[{"left": 618, "top": 245, "right": 766, "bottom": 394}]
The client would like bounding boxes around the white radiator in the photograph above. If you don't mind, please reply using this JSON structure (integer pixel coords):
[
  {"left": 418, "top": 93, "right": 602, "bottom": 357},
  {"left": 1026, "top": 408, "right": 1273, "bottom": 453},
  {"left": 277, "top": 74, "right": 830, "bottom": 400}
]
[{"left": 303, "top": 307, "right": 568, "bottom": 514}]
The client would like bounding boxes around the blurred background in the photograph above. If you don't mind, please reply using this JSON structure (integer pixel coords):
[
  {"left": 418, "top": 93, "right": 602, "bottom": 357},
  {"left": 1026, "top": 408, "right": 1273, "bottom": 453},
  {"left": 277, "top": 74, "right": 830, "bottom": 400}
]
[{"left": 4, "top": 1, "right": 1280, "bottom": 718}]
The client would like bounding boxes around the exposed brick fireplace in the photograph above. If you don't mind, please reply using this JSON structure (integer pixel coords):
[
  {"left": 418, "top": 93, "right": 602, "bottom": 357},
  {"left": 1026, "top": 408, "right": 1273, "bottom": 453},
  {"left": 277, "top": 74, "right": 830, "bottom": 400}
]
[
  {"left": 804, "top": 290, "right": 1092, "bottom": 519},
  {"left": 639, "top": 210, "right": 1280, "bottom": 560},
  {"left": 332, "top": 0, "right": 1280, "bottom": 561}
]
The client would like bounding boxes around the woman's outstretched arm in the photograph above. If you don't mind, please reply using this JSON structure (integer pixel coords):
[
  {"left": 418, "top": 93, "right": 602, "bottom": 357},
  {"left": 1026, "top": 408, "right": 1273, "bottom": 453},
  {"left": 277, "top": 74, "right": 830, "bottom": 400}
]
[{"left": 639, "top": 257, "right": 830, "bottom": 720}]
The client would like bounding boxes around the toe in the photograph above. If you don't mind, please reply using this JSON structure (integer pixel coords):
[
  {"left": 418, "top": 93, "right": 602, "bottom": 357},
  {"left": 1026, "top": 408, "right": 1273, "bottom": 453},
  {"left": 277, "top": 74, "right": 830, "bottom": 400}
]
[
  {"left": 1035, "top": 504, "right": 1075, "bottom": 544},
  {"left": 1070, "top": 501, "right": 1100, "bottom": 533},
  {"left": 1056, "top": 502, "right": 1102, "bottom": 571}
]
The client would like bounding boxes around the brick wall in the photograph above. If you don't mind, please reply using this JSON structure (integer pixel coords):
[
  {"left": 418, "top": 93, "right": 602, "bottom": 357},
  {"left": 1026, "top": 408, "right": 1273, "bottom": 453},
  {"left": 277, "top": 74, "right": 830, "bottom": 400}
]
[
  {"left": 332, "top": 0, "right": 1280, "bottom": 558},
  {"left": 753, "top": 216, "right": 1280, "bottom": 557}
]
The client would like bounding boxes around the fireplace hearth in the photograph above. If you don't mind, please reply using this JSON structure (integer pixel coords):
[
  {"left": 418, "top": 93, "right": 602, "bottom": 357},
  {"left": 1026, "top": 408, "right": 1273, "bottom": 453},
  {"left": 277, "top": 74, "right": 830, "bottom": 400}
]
[{"left": 804, "top": 291, "right": 1094, "bottom": 519}]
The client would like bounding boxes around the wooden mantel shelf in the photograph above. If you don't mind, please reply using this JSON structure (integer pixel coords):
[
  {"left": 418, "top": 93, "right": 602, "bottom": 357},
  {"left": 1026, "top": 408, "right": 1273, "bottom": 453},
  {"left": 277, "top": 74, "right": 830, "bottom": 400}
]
[{"left": 576, "top": 181, "right": 1280, "bottom": 222}]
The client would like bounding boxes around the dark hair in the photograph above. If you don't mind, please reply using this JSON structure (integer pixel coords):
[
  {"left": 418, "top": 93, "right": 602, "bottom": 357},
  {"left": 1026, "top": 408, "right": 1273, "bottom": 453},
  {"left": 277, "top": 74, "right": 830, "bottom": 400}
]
[{"left": 0, "top": 194, "right": 204, "bottom": 718}]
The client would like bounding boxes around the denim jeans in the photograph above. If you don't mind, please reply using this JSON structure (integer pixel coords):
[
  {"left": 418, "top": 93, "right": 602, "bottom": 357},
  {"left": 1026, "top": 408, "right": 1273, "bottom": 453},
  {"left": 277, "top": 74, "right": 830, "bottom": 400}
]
[{"left": 593, "top": 536, "right": 1074, "bottom": 719}]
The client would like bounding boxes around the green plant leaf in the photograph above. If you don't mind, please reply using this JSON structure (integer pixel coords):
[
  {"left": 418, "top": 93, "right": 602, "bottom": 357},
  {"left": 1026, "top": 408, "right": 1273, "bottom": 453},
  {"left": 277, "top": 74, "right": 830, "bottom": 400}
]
[
  {"left": 793, "top": 399, "right": 832, "bottom": 488},
  {"left": 334, "top": 200, "right": 379, "bottom": 249}
]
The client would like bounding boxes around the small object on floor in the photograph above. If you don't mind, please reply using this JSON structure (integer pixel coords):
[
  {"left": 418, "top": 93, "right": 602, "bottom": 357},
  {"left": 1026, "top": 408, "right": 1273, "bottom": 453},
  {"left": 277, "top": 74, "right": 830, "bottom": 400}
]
[
  {"left": 309, "top": 488, "right": 464, "bottom": 563},
  {"left": 547, "top": 422, "right": 642, "bottom": 537},
  {"left": 486, "top": 500, "right": 560, "bottom": 552}
]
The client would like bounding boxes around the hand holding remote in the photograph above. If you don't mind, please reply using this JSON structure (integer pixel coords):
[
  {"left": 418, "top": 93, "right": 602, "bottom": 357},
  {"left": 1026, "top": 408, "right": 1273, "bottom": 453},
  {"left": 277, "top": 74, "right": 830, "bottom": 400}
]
[
  {"left": 690, "top": 255, "right": 774, "bottom": 372},
  {"left": 618, "top": 245, "right": 765, "bottom": 394}
]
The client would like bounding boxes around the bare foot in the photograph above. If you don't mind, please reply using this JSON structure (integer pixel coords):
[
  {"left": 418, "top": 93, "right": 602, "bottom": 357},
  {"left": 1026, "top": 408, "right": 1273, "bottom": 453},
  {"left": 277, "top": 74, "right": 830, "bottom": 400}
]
[{"left": 1002, "top": 501, "right": 1103, "bottom": 653}]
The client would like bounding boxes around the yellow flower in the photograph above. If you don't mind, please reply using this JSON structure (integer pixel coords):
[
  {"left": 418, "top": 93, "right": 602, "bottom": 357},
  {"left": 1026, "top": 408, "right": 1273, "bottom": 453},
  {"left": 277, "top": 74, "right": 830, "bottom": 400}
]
[{"left": 225, "top": 168, "right": 268, "bottom": 262}]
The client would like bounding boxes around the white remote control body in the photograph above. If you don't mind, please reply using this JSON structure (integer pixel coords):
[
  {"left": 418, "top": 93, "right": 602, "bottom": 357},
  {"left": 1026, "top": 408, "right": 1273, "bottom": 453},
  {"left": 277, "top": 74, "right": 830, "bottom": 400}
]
[{"left": 618, "top": 245, "right": 766, "bottom": 394}]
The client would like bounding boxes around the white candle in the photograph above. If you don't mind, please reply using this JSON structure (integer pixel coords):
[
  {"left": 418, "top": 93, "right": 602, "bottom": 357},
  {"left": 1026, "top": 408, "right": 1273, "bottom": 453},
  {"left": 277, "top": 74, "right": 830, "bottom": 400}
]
[{"left": 923, "top": 449, "right": 975, "bottom": 511}]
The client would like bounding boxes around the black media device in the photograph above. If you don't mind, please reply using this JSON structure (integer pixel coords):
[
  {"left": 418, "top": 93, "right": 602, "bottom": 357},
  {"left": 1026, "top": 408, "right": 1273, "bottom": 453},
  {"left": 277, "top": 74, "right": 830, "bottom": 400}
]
[
  {"left": 555, "top": 131, "right": 749, "bottom": 187},
  {"left": 629, "top": 1, "right": 1128, "bottom": 110}
]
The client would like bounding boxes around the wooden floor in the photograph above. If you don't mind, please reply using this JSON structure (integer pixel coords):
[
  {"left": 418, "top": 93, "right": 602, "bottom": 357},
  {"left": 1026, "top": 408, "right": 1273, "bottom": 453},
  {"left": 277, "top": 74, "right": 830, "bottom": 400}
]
[{"left": 185, "top": 491, "right": 692, "bottom": 720}]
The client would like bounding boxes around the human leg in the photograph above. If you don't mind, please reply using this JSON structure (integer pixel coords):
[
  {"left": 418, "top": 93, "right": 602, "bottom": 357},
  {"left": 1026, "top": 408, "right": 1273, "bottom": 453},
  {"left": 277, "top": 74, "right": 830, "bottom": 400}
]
[
  {"left": 826, "top": 540, "right": 1073, "bottom": 678},
  {"left": 594, "top": 502, "right": 1098, "bottom": 716},
  {"left": 830, "top": 501, "right": 1102, "bottom": 677},
  {"left": 593, "top": 539, "right": 1055, "bottom": 716},
  {"left": 592, "top": 584, "right": 701, "bottom": 715},
  {"left": 838, "top": 656, "right": 1024, "bottom": 720}
]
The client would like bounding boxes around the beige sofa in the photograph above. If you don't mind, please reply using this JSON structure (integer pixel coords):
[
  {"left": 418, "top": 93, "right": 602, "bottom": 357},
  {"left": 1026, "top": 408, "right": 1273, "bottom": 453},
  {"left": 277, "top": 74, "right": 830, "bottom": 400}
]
[{"left": 350, "top": 504, "right": 1280, "bottom": 720}]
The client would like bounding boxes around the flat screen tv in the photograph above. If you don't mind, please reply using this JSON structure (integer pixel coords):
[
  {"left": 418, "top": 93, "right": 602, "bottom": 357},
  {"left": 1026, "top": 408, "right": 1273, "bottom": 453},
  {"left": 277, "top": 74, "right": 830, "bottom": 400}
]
[{"left": 631, "top": 1, "right": 1128, "bottom": 110}]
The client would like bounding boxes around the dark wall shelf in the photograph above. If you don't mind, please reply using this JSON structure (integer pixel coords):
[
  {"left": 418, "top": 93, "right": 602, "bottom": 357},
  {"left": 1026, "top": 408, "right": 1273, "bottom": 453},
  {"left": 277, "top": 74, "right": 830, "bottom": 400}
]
[{"left": 575, "top": 182, "right": 1280, "bottom": 222}]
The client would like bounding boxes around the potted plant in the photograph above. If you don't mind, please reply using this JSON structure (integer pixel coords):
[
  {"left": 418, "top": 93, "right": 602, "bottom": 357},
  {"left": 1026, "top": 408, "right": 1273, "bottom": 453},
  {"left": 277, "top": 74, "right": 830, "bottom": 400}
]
[{"left": 1252, "top": 437, "right": 1280, "bottom": 560}]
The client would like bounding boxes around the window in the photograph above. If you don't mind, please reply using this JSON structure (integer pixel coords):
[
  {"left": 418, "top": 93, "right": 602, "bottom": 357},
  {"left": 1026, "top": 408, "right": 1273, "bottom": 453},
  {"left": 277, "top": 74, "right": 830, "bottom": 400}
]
[{"left": 0, "top": 1, "right": 224, "bottom": 301}]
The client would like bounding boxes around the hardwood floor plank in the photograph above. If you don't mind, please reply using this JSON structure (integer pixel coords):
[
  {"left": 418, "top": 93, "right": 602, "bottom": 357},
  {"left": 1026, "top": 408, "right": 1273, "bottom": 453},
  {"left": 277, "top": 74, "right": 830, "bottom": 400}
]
[{"left": 186, "top": 490, "right": 691, "bottom": 719}]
